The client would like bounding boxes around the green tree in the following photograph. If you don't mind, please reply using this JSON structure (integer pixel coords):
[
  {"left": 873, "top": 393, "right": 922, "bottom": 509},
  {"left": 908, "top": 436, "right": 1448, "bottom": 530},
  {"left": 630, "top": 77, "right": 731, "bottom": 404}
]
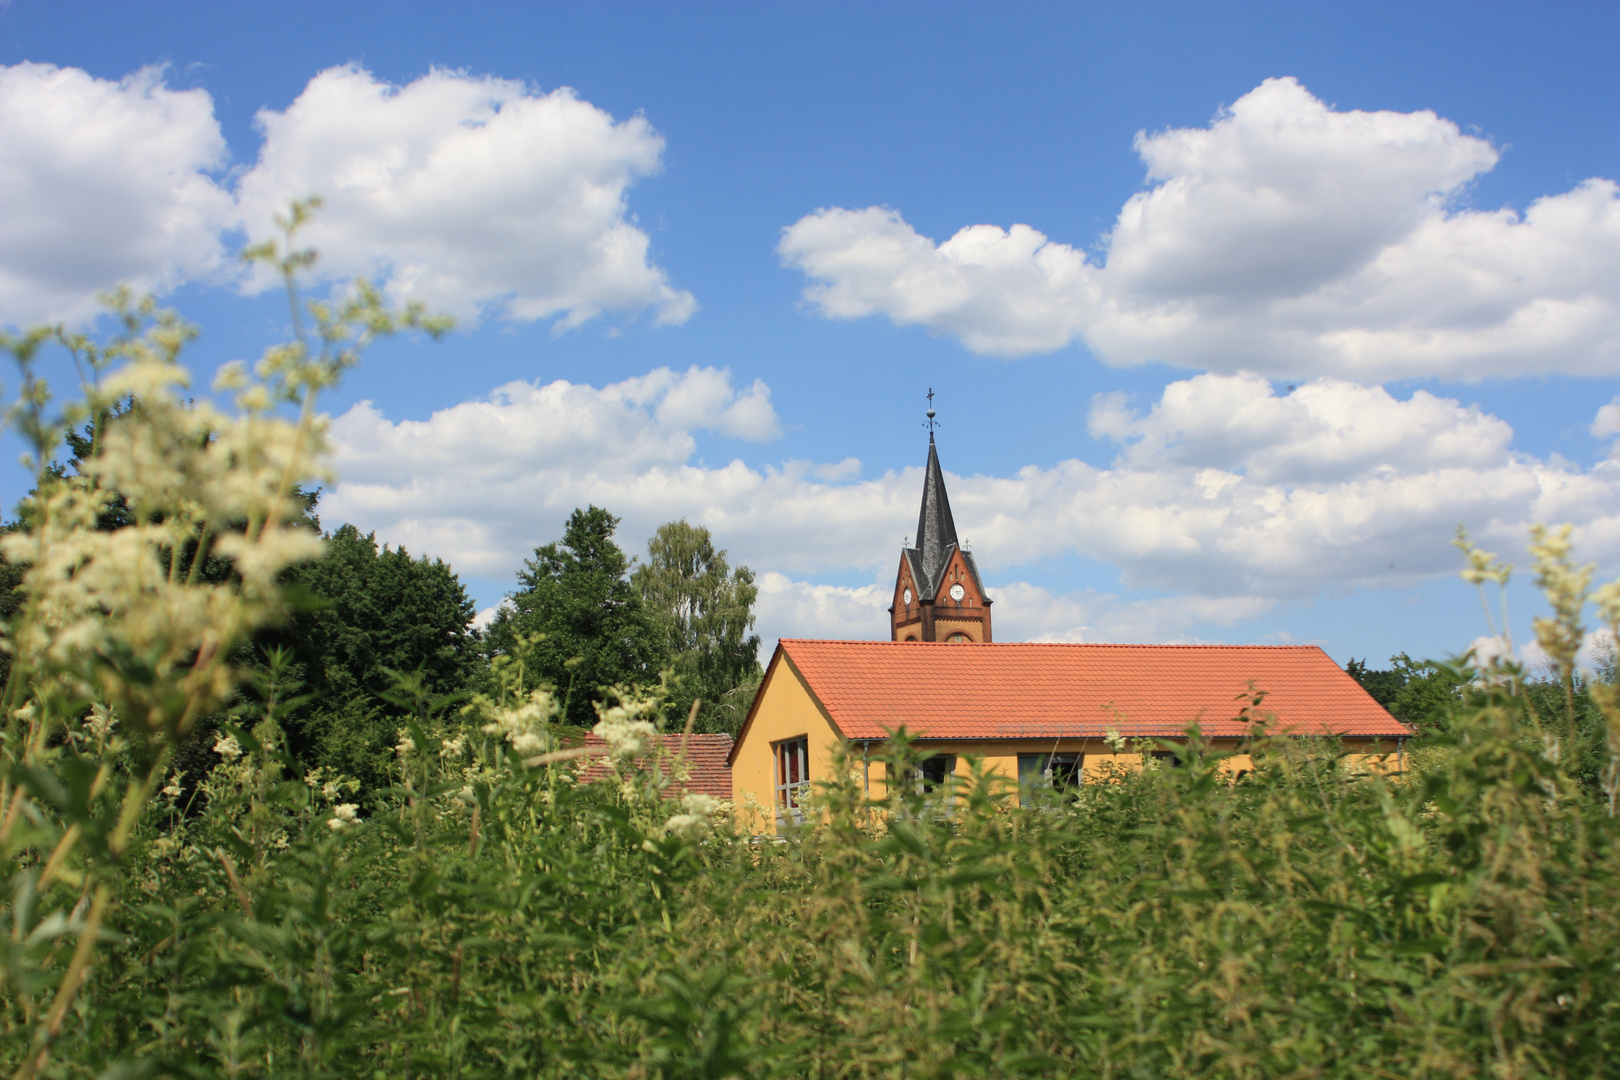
[
  {"left": 632, "top": 520, "right": 763, "bottom": 734},
  {"left": 288, "top": 524, "right": 478, "bottom": 702},
  {"left": 1346, "top": 657, "right": 1405, "bottom": 709},
  {"left": 279, "top": 524, "right": 479, "bottom": 783},
  {"left": 1348, "top": 653, "right": 1467, "bottom": 729},
  {"left": 489, "top": 506, "right": 660, "bottom": 727}
]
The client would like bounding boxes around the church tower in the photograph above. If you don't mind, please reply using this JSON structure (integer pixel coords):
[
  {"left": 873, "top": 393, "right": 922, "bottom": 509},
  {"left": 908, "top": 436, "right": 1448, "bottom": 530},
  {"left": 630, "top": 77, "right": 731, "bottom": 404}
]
[{"left": 889, "top": 396, "right": 992, "bottom": 643}]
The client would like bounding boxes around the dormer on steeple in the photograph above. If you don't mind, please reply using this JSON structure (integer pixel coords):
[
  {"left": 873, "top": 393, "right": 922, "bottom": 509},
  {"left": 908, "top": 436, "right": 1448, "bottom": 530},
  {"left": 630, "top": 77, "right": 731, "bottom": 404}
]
[{"left": 888, "top": 394, "right": 993, "bottom": 643}]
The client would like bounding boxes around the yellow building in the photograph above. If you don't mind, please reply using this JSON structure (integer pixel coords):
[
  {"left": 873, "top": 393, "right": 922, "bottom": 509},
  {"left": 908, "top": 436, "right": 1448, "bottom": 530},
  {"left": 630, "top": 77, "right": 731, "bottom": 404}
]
[
  {"left": 728, "top": 637, "right": 1412, "bottom": 829},
  {"left": 728, "top": 423, "right": 1411, "bottom": 831}
]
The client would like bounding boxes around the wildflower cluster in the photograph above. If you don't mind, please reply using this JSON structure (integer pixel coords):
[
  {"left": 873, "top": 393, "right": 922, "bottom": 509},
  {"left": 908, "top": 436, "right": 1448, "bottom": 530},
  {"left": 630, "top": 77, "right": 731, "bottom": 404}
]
[
  {"left": 480, "top": 686, "right": 558, "bottom": 758},
  {"left": 593, "top": 695, "right": 659, "bottom": 762},
  {"left": 663, "top": 791, "right": 724, "bottom": 839},
  {"left": 0, "top": 203, "right": 448, "bottom": 1079}
]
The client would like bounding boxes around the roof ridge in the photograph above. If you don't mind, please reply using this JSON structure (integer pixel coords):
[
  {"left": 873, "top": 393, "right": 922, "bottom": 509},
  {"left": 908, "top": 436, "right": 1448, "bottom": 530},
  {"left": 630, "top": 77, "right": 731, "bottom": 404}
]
[{"left": 780, "top": 638, "right": 1322, "bottom": 650}]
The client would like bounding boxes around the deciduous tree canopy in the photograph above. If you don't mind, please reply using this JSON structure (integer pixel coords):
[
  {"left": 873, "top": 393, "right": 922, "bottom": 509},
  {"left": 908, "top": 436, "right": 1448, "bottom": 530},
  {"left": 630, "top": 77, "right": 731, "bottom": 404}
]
[
  {"left": 487, "top": 506, "right": 661, "bottom": 727},
  {"left": 632, "top": 519, "right": 761, "bottom": 733}
]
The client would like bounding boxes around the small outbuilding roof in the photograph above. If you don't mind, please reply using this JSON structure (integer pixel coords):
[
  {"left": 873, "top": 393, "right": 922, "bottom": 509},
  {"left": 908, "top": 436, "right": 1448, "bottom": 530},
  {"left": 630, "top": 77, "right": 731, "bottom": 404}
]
[
  {"left": 579, "top": 732, "right": 734, "bottom": 800},
  {"left": 738, "top": 639, "right": 1409, "bottom": 750}
]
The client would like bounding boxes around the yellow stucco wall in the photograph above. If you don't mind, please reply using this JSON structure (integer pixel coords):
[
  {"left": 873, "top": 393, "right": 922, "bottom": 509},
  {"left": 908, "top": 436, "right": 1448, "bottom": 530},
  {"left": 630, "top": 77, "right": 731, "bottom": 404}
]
[
  {"left": 856, "top": 738, "right": 1400, "bottom": 802},
  {"left": 861, "top": 739, "right": 1252, "bottom": 801},
  {"left": 729, "top": 655, "right": 846, "bottom": 833}
]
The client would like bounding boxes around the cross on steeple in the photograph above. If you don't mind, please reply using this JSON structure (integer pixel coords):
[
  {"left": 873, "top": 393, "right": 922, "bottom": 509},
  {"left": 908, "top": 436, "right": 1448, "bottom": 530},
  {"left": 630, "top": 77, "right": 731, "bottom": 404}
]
[{"left": 924, "top": 387, "right": 938, "bottom": 438}]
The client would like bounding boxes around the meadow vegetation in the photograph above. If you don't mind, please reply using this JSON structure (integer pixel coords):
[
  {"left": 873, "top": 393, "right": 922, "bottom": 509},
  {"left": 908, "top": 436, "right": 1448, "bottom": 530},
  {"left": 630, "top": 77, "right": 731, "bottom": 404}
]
[{"left": 2, "top": 212, "right": 1619, "bottom": 1078}]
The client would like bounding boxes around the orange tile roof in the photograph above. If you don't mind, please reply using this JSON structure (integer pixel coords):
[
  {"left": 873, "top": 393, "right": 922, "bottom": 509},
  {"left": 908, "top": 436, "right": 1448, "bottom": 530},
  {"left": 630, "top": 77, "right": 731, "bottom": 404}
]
[
  {"left": 775, "top": 639, "right": 1411, "bottom": 741},
  {"left": 578, "top": 733, "right": 733, "bottom": 800}
]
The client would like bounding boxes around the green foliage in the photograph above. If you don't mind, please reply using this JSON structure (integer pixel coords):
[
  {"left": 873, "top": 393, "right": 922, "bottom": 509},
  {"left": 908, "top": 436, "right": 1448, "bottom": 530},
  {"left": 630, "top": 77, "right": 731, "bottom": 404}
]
[
  {"left": 287, "top": 524, "right": 477, "bottom": 703},
  {"left": 12, "top": 675, "right": 1620, "bottom": 1079},
  {"left": 1348, "top": 651, "right": 1469, "bottom": 727},
  {"left": 278, "top": 524, "right": 479, "bottom": 787},
  {"left": 1345, "top": 655, "right": 1405, "bottom": 708},
  {"left": 632, "top": 519, "right": 762, "bottom": 734},
  {"left": 487, "top": 506, "right": 661, "bottom": 727},
  {"left": 0, "top": 523, "right": 22, "bottom": 691}
]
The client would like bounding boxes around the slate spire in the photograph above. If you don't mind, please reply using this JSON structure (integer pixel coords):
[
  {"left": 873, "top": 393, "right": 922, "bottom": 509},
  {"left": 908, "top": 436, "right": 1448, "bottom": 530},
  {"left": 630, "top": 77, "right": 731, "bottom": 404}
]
[
  {"left": 914, "top": 431, "right": 959, "bottom": 597},
  {"left": 890, "top": 392, "right": 994, "bottom": 643}
]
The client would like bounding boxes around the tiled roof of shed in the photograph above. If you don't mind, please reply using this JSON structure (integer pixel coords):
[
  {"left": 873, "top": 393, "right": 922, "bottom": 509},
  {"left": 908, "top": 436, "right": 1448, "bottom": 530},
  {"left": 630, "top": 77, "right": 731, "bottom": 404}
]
[
  {"left": 777, "top": 640, "right": 1411, "bottom": 740},
  {"left": 579, "top": 733, "right": 733, "bottom": 800}
]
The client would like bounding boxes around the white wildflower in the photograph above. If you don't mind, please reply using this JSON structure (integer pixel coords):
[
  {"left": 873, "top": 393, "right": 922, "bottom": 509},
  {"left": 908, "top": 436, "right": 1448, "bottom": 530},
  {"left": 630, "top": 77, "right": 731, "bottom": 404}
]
[
  {"left": 85, "top": 704, "right": 117, "bottom": 741},
  {"left": 1595, "top": 579, "right": 1620, "bottom": 629},
  {"left": 161, "top": 778, "right": 183, "bottom": 798},
  {"left": 511, "top": 730, "right": 548, "bottom": 756},
  {"left": 1103, "top": 727, "right": 1127, "bottom": 754},
  {"left": 328, "top": 802, "right": 360, "bottom": 830},
  {"left": 213, "top": 734, "right": 243, "bottom": 762},
  {"left": 679, "top": 792, "right": 722, "bottom": 817},
  {"left": 211, "top": 359, "right": 249, "bottom": 393},
  {"left": 394, "top": 731, "right": 416, "bottom": 757},
  {"left": 439, "top": 735, "right": 465, "bottom": 759},
  {"left": 593, "top": 709, "right": 658, "bottom": 763},
  {"left": 480, "top": 688, "right": 557, "bottom": 757},
  {"left": 0, "top": 337, "right": 335, "bottom": 746},
  {"left": 664, "top": 791, "right": 723, "bottom": 839},
  {"left": 663, "top": 813, "right": 705, "bottom": 839}
]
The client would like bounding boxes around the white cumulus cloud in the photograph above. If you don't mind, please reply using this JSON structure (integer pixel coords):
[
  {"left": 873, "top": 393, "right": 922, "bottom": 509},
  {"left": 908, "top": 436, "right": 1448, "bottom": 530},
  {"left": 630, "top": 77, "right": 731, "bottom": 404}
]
[
  {"left": 0, "top": 62, "right": 693, "bottom": 331},
  {"left": 748, "top": 575, "right": 1271, "bottom": 661},
  {"left": 1088, "top": 373, "right": 1514, "bottom": 484},
  {"left": 1593, "top": 396, "right": 1620, "bottom": 459},
  {"left": 236, "top": 65, "right": 695, "bottom": 329},
  {"left": 781, "top": 77, "right": 1620, "bottom": 381},
  {"left": 988, "top": 583, "right": 1275, "bottom": 645},
  {"left": 753, "top": 573, "right": 890, "bottom": 647},
  {"left": 324, "top": 367, "right": 1620, "bottom": 645},
  {"left": 323, "top": 365, "right": 787, "bottom": 575},
  {"left": 0, "top": 63, "right": 233, "bottom": 327}
]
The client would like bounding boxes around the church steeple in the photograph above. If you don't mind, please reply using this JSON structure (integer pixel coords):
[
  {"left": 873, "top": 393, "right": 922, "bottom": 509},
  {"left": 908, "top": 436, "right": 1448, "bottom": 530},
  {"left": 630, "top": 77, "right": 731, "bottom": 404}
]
[
  {"left": 914, "top": 434, "right": 959, "bottom": 600},
  {"left": 888, "top": 392, "right": 993, "bottom": 643}
]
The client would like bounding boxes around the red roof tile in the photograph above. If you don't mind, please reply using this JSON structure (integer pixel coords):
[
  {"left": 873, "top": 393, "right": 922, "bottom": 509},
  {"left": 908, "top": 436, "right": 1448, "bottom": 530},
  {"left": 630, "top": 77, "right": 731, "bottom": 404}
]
[
  {"left": 775, "top": 640, "right": 1411, "bottom": 741},
  {"left": 578, "top": 733, "right": 733, "bottom": 800}
]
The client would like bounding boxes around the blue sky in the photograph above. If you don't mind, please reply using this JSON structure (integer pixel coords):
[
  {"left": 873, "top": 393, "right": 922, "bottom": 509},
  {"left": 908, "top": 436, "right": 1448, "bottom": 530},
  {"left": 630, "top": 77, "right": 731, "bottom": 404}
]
[{"left": 3, "top": 1, "right": 1619, "bottom": 668}]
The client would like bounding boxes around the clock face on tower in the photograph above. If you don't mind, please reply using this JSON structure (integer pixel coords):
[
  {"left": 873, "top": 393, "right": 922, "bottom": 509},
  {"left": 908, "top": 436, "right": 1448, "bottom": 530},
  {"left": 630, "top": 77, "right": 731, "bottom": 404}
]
[
  {"left": 949, "top": 583, "right": 965, "bottom": 601},
  {"left": 903, "top": 588, "right": 913, "bottom": 605}
]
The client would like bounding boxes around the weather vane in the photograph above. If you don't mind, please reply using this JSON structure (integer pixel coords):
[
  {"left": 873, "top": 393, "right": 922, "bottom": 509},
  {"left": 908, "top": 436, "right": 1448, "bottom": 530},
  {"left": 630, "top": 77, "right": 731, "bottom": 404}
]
[{"left": 924, "top": 387, "right": 938, "bottom": 434}]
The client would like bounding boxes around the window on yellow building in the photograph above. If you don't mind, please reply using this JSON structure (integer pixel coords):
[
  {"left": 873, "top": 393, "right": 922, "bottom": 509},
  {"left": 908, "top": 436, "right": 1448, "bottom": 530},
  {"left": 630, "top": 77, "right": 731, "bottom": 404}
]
[
  {"left": 1017, "top": 753, "right": 1083, "bottom": 805},
  {"left": 775, "top": 736, "right": 810, "bottom": 826},
  {"left": 916, "top": 753, "right": 956, "bottom": 793}
]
